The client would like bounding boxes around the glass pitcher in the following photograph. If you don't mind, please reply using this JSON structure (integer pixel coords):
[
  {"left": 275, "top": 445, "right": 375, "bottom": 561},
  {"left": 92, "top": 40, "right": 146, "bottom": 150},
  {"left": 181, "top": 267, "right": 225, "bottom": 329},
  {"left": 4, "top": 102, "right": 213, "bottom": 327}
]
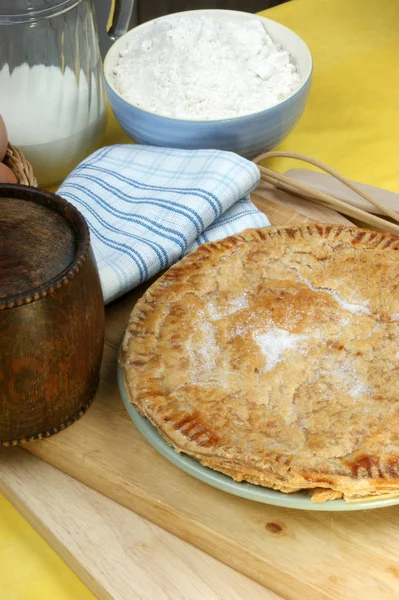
[{"left": 0, "top": 0, "right": 134, "bottom": 186}]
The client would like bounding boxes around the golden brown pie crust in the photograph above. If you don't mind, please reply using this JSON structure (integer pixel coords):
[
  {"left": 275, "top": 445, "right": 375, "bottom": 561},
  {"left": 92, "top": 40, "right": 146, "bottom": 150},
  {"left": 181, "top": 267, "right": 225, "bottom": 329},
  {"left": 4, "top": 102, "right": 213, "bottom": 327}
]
[{"left": 120, "top": 225, "right": 399, "bottom": 503}]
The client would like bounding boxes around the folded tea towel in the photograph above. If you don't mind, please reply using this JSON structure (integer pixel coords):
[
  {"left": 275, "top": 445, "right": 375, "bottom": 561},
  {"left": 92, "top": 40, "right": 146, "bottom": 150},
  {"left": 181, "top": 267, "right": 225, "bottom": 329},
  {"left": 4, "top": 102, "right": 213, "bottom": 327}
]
[{"left": 58, "top": 145, "right": 269, "bottom": 304}]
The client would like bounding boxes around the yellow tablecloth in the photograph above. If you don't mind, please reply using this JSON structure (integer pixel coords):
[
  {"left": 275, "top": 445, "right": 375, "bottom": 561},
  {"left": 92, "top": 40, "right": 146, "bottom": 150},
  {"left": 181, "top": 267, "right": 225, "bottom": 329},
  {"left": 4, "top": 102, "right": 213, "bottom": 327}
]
[
  {"left": 266, "top": 0, "right": 399, "bottom": 192},
  {"left": 1, "top": 0, "right": 399, "bottom": 597}
]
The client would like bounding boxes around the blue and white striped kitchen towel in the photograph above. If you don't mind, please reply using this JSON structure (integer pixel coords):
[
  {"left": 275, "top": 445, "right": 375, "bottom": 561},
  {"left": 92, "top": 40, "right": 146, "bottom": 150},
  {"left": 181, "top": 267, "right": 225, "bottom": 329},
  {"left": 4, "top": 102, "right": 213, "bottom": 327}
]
[{"left": 58, "top": 145, "right": 269, "bottom": 304}]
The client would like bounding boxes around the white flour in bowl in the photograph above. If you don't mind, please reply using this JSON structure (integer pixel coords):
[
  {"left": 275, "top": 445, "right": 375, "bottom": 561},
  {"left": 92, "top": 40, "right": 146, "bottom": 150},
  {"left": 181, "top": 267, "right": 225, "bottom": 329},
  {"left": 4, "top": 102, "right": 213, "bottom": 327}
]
[{"left": 112, "top": 14, "right": 302, "bottom": 120}]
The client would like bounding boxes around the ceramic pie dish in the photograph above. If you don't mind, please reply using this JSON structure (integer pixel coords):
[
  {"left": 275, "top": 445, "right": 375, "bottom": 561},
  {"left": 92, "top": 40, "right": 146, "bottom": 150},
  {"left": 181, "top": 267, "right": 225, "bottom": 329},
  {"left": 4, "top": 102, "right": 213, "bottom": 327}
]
[
  {"left": 118, "top": 367, "right": 399, "bottom": 511},
  {"left": 120, "top": 225, "right": 399, "bottom": 506}
]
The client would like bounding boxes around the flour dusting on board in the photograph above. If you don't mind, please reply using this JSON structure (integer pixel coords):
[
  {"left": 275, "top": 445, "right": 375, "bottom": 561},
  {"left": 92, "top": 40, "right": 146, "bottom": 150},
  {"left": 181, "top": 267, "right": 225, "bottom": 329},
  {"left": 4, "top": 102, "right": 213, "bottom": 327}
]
[{"left": 112, "top": 14, "right": 302, "bottom": 120}]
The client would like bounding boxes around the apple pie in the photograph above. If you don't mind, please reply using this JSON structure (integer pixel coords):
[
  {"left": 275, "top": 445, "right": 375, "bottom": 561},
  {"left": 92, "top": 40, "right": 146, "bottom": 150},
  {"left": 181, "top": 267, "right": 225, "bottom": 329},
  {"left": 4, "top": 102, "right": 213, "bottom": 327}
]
[{"left": 120, "top": 225, "right": 399, "bottom": 503}]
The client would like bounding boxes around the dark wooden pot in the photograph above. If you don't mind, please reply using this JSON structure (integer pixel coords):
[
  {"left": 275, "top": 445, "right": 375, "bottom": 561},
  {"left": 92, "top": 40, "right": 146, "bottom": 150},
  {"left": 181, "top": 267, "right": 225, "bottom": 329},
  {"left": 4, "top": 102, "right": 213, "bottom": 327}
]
[{"left": 0, "top": 185, "right": 105, "bottom": 446}]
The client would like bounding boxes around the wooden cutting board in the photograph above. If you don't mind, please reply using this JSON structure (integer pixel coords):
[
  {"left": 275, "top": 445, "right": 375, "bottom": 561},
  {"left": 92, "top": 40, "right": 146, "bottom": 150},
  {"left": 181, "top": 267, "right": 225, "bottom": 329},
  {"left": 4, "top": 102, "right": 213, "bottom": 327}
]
[
  {"left": 8, "top": 184, "right": 399, "bottom": 600},
  {"left": 0, "top": 448, "right": 278, "bottom": 600}
]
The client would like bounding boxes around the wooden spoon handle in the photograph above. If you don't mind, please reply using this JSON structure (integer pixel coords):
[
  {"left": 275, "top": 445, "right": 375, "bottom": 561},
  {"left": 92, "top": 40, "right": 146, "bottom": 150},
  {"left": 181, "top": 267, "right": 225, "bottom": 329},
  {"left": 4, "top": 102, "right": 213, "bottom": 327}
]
[{"left": 254, "top": 151, "right": 399, "bottom": 228}]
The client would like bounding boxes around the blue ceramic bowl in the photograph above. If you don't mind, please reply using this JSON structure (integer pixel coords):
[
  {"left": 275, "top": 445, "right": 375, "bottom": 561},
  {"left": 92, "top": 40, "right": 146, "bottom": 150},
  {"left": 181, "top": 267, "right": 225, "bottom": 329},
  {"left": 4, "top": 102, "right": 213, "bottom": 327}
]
[{"left": 104, "top": 10, "right": 313, "bottom": 159}]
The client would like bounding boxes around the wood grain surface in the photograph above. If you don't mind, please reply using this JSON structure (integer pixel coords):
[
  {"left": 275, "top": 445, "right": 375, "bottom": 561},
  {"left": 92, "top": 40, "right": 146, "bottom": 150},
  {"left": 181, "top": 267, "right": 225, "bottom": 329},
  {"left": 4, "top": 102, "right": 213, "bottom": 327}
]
[
  {"left": 7, "top": 184, "right": 399, "bottom": 600},
  {"left": 0, "top": 187, "right": 104, "bottom": 445},
  {"left": 285, "top": 169, "right": 399, "bottom": 215},
  {"left": 0, "top": 449, "right": 279, "bottom": 600}
]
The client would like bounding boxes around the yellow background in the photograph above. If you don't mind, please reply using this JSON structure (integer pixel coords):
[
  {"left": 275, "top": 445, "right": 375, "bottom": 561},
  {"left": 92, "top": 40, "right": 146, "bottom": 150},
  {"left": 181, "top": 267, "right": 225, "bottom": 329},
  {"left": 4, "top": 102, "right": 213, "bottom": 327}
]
[{"left": 2, "top": 0, "right": 399, "bottom": 597}]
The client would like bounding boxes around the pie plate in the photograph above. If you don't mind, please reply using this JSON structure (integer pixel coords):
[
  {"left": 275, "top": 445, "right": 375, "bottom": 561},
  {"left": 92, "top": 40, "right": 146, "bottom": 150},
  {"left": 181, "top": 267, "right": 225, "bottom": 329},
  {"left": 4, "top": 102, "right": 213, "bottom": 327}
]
[{"left": 117, "top": 364, "right": 399, "bottom": 512}]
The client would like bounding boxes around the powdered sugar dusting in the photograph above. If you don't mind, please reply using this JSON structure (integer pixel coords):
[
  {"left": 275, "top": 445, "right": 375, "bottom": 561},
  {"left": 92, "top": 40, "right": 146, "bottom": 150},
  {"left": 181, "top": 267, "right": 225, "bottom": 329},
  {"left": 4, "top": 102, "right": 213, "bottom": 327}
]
[
  {"left": 331, "top": 361, "right": 372, "bottom": 399},
  {"left": 349, "top": 382, "right": 371, "bottom": 398},
  {"left": 208, "top": 294, "right": 249, "bottom": 320},
  {"left": 333, "top": 295, "right": 370, "bottom": 315},
  {"left": 293, "top": 269, "right": 370, "bottom": 316},
  {"left": 184, "top": 314, "right": 220, "bottom": 381},
  {"left": 195, "top": 318, "right": 218, "bottom": 372},
  {"left": 254, "top": 328, "right": 306, "bottom": 371}
]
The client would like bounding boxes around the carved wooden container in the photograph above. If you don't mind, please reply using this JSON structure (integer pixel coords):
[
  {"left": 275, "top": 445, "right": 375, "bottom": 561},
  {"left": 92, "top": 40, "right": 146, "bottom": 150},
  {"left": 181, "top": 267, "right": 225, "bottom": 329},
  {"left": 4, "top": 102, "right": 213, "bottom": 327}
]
[{"left": 0, "top": 184, "right": 105, "bottom": 445}]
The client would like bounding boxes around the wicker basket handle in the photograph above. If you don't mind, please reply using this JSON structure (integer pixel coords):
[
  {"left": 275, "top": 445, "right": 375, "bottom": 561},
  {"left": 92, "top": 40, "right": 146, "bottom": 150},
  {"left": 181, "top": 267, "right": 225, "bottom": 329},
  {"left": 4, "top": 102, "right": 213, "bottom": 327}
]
[{"left": 4, "top": 143, "right": 38, "bottom": 187}]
